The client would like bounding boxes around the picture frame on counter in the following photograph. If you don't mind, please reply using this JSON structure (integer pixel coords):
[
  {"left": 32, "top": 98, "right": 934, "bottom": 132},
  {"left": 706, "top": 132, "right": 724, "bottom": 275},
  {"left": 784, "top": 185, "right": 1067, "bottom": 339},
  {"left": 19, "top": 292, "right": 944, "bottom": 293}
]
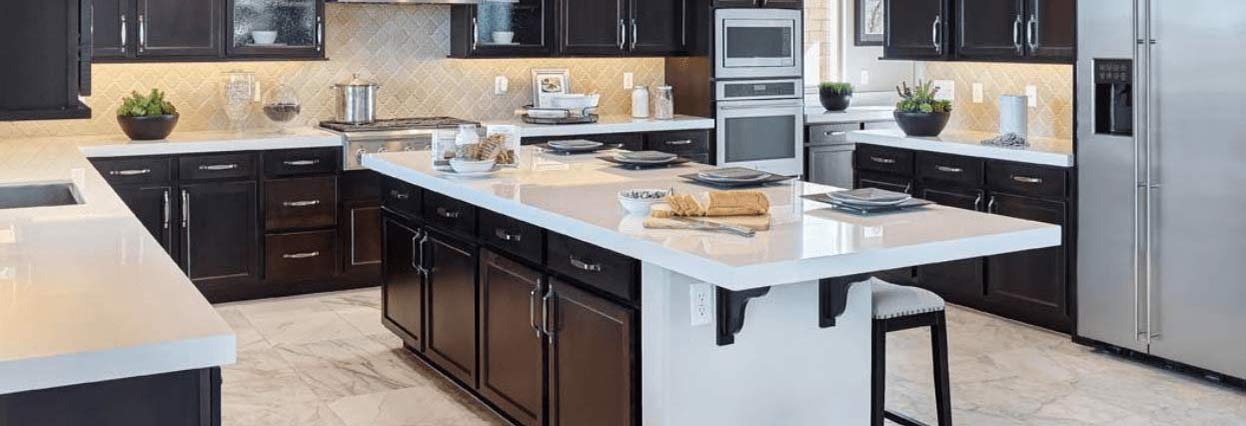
[
  {"left": 531, "top": 68, "right": 570, "bottom": 108},
  {"left": 855, "top": 0, "right": 885, "bottom": 46}
]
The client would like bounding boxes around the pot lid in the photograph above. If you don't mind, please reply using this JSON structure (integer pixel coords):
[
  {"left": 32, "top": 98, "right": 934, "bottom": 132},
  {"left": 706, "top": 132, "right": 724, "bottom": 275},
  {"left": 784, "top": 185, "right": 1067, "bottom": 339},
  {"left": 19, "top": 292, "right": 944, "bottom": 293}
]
[{"left": 335, "top": 73, "right": 380, "bottom": 88}]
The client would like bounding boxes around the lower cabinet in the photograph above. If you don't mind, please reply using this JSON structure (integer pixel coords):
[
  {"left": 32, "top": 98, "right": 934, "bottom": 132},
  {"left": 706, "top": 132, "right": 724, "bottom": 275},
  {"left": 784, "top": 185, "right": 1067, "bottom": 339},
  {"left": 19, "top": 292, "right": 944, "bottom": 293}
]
[
  {"left": 914, "top": 184, "right": 986, "bottom": 305},
  {"left": 547, "top": 278, "right": 634, "bottom": 426},
  {"left": 179, "top": 180, "right": 259, "bottom": 286},
  {"left": 854, "top": 170, "right": 916, "bottom": 285},
  {"left": 0, "top": 368, "right": 220, "bottom": 426},
  {"left": 424, "top": 229, "right": 480, "bottom": 387},
  {"left": 985, "top": 193, "right": 1070, "bottom": 331},
  {"left": 478, "top": 249, "right": 545, "bottom": 426},
  {"left": 382, "top": 216, "right": 426, "bottom": 350},
  {"left": 113, "top": 184, "right": 176, "bottom": 258}
]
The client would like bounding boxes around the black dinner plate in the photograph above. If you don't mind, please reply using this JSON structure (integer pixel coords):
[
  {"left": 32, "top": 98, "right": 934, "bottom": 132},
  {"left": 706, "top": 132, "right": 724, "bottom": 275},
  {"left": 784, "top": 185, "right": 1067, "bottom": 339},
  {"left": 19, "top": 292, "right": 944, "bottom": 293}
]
[
  {"left": 535, "top": 142, "right": 623, "bottom": 155},
  {"left": 597, "top": 155, "right": 692, "bottom": 170},
  {"left": 679, "top": 172, "right": 798, "bottom": 188}
]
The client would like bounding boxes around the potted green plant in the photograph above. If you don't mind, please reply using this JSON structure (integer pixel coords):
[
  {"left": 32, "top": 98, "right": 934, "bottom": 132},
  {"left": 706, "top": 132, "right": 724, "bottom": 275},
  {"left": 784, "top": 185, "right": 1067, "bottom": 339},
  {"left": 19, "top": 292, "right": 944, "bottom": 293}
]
[
  {"left": 894, "top": 80, "right": 953, "bottom": 137},
  {"left": 117, "top": 89, "right": 179, "bottom": 141},
  {"left": 819, "top": 82, "right": 854, "bottom": 111}
]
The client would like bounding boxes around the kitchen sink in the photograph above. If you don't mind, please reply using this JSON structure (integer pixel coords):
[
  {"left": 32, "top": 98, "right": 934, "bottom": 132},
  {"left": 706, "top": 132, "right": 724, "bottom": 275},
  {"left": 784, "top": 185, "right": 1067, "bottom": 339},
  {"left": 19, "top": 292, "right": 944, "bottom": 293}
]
[{"left": 0, "top": 182, "right": 82, "bottom": 210}]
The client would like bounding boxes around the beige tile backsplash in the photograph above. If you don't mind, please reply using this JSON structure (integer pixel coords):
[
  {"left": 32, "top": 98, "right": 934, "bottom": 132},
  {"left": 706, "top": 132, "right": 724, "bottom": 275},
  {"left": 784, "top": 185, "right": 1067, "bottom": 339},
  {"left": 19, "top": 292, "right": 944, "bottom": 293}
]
[
  {"left": 922, "top": 62, "right": 1074, "bottom": 139},
  {"left": 1, "top": 4, "right": 664, "bottom": 138}
]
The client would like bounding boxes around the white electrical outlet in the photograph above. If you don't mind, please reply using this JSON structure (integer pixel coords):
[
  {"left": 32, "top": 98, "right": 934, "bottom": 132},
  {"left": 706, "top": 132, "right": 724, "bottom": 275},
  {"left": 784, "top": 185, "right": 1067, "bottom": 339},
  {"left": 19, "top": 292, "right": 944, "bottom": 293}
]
[
  {"left": 494, "top": 76, "right": 508, "bottom": 95},
  {"left": 1025, "top": 85, "right": 1039, "bottom": 107},
  {"left": 623, "top": 72, "right": 635, "bottom": 90},
  {"left": 689, "top": 283, "right": 713, "bottom": 326},
  {"left": 933, "top": 80, "right": 955, "bottom": 101},
  {"left": 972, "top": 83, "right": 984, "bottom": 103},
  {"left": 860, "top": 70, "right": 870, "bottom": 85}
]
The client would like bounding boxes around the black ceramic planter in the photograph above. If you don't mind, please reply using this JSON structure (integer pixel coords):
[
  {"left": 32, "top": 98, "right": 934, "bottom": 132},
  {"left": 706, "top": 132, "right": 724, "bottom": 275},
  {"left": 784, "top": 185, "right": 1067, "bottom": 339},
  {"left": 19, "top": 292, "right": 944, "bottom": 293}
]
[
  {"left": 819, "top": 89, "right": 853, "bottom": 111},
  {"left": 894, "top": 111, "right": 951, "bottom": 137},
  {"left": 118, "top": 114, "right": 179, "bottom": 141}
]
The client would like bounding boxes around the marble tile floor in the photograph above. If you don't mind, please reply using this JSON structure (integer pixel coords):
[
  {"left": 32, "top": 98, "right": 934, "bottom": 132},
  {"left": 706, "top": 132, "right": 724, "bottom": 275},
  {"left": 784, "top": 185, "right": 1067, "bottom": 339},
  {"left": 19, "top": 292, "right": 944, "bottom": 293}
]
[{"left": 215, "top": 288, "right": 1245, "bottom": 426}]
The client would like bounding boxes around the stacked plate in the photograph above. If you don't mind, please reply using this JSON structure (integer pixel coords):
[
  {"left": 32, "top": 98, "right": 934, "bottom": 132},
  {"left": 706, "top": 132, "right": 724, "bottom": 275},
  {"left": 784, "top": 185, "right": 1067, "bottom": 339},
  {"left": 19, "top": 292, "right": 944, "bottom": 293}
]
[
  {"left": 695, "top": 167, "right": 770, "bottom": 183},
  {"left": 547, "top": 139, "right": 603, "bottom": 151},
  {"left": 829, "top": 188, "right": 913, "bottom": 207},
  {"left": 612, "top": 151, "right": 680, "bottom": 165}
]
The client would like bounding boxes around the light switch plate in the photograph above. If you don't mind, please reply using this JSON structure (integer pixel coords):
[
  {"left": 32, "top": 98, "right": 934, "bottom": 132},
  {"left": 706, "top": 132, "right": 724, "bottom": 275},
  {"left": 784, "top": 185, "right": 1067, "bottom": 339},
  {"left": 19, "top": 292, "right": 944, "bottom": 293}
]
[
  {"left": 933, "top": 80, "right": 955, "bottom": 101},
  {"left": 623, "top": 72, "right": 635, "bottom": 90},
  {"left": 494, "top": 76, "right": 508, "bottom": 95},
  {"left": 1025, "top": 85, "right": 1039, "bottom": 107},
  {"left": 972, "top": 83, "right": 984, "bottom": 103},
  {"left": 689, "top": 283, "right": 713, "bottom": 326},
  {"left": 860, "top": 70, "right": 870, "bottom": 85}
]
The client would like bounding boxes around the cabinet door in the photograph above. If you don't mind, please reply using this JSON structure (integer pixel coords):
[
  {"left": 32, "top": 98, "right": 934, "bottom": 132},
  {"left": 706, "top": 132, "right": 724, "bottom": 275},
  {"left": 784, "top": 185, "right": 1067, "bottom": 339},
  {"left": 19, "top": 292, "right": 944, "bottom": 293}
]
[
  {"left": 956, "top": 0, "right": 1025, "bottom": 60},
  {"left": 547, "top": 278, "right": 634, "bottom": 426},
  {"left": 915, "top": 185, "right": 986, "bottom": 306},
  {"left": 629, "top": 0, "right": 684, "bottom": 55},
  {"left": 93, "top": 0, "right": 133, "bottom": 59},
  {"left": 343, "top": 203, "right": 383, "bottom": 278},
  {"left": 854, "top": 171, "right": 915, "bottom": 284},
  {"left": 0, "top": 1, "right": 91, "bottom": 120},
  {"left": 227, "top": 0, "right": 323, "bottom": 58},
  {"left": 383, "top": 216, "right": 425, "bottom": 350},
  {"left": 1025, "top": 0, "right": 1074, "bottom": 61},
  {"left": 114, "top": 184, "right": 176, "bottom": 258},
  {"left": 478, "top": 250, "right": 545, "bottom": 426},
  {"left": 558, "top": 0, "right": 626, "bottom": 56},
  {"left": 807, "top": 146, "right": 855, "bottom": 189},
  {"left": 425, "top": 230, "right": 480, "bottom": 387},
  {"left": 180, "top": 181, "right": 259, "bottom": 285},
  {"left": 453, "top": 0, "right": 553, "bottom": 58},
  {"left": 137, "top": 0, "right": 222, "bottom": 58},
  {"left": 986, "top": 193, "right": 1070, "bottom": 331},
  {"left": 884, "top": 0, "right": 948, "bottom": 59}
]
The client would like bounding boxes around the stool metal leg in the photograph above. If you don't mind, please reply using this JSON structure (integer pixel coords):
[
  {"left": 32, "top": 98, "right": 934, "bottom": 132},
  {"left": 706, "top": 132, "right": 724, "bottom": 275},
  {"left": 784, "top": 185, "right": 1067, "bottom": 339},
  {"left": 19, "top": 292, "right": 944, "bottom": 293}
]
[
  {"left": 872, "top": 319, "right": 887, "bottom": 426},
  {"left": 931, "top": 311, "right": 953, "bottom": 426}
]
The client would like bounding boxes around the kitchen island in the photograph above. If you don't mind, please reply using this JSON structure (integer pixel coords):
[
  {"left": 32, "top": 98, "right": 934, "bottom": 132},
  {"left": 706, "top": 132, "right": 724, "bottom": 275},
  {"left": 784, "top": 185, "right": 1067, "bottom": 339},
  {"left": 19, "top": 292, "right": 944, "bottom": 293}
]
[{"left": 363, "top": 147, "right": 1061, "bottom": 425}]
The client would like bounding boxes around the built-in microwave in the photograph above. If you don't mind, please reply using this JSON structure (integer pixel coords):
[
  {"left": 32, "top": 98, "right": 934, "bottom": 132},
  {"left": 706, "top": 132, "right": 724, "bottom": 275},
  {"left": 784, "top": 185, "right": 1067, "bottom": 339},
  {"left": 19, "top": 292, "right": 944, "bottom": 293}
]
[{"left": 715, "top": 8, "right": 803, "bottom": 79}]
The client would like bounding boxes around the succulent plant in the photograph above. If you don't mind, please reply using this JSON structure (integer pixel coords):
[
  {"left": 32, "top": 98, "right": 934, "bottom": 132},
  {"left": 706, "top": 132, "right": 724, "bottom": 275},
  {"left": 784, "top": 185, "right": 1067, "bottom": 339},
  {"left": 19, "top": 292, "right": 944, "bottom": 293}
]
[
  {"left": 118, "top": 89, "right": 177, "bottom": 118},
  {"left": 895, "top": 80, "right": 952, "bottom": 114},
  {"left": 819, "top": 82, "right": 854, "bottom": 95}
]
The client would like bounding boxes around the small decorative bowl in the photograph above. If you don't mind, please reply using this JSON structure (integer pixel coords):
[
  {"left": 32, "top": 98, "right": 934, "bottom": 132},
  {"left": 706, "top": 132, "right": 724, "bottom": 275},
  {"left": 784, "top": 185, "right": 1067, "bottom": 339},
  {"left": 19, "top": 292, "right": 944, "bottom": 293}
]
[
  {"left": 449, "top": 158, "right": 496, "bottom": 174},
  {"left": 618, "top": 189, "right": 671, "bottom": 216}
]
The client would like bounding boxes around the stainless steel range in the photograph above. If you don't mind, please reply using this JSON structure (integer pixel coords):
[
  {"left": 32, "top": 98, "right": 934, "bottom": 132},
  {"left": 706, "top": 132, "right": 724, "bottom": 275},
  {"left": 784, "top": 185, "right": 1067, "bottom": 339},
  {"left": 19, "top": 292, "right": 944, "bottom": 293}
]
[{"left": 320, "top": 117, "right": 478, "bottom": 170}]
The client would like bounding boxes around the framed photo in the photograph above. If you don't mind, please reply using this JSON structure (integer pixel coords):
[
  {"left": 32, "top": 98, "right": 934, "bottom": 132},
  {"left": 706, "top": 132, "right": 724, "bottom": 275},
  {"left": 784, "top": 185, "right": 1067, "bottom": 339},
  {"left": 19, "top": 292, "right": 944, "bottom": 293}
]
[
  {"left": 855, "top": 0, "right": 885, "bottom": 46},
  {"left": 531, "top": 69, "right": 571, "bottom": 108}
]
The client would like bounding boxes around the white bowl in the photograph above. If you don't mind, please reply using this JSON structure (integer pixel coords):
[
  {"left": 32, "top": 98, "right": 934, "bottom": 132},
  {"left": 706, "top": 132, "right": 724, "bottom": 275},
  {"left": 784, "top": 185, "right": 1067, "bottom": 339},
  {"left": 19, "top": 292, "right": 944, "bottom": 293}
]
[
  {"left": 450, "top": 158, "right": 496, "bottom": 174},
  {"left": 492, "top": 31, "right": 515, "bottom": 44},
  {"left": 547, "top": 94, "right": 600, "bottom": 110},
  {"left": 252, "top": 31, "right": 278, "bottom": 45},
  {"left": 618, "top": 189, "right": 670, "bottom": 216}
]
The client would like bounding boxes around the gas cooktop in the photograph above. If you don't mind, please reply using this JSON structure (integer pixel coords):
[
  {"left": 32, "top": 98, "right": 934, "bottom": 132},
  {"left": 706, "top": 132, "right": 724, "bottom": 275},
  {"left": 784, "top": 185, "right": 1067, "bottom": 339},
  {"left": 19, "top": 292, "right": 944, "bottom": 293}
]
[{"left": 319, "top": 117, "right": 478, "bottom": 133}]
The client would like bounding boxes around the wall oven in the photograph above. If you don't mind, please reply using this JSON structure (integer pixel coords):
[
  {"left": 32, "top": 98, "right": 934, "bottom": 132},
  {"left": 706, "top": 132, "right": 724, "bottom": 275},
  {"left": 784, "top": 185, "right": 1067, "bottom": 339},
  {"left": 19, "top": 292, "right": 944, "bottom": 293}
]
[
  {"left": 715, "top": 9, "right": 803, "bottom": 79},
  {"left": 715, "top": 79, "right": 805, "bottom": 176}
]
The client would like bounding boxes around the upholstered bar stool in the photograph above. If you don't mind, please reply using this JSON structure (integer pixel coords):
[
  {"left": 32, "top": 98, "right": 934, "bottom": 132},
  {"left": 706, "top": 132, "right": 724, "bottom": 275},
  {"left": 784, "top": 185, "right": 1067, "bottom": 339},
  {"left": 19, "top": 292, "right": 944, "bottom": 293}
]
[{"left": 870, "top": 279, "right": 952, "bottom": 426}]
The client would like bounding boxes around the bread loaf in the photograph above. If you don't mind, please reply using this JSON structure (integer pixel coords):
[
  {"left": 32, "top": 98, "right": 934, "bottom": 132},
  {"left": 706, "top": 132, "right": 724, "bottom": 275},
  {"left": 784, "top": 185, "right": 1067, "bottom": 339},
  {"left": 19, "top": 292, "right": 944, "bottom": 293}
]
[{"left": 706, "top": 191, "right": 769, "bottom": 216}]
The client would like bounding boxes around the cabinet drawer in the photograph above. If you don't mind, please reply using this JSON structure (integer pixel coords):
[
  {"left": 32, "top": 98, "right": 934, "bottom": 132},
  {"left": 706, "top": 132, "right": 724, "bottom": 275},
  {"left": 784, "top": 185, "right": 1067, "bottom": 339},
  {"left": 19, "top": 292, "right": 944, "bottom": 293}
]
[
  {"left": 479, "top": 209, "right": 544, "bottom": 265},
  {"left": 547, "top": 232, "right": 638, "bottom": 304},
  {"left": 265, "top": 230, "right": 337, "bottom": 283},
  {"left": 807, "top": 123, "right": 859, "bottom": 145},
  {"left": 266, "top": 176, "right": 338, "bottom": 230},
  {"left": 644, "top": 130, "right": 710, "bottom": 154},
  {"left": 179, "top": 153, "right": 257, "bottom": 181},
  {"left": 986, "top": 161, "right": 1068, "bottom": 200},
  {"left": 917, "top": 152, "right": 984, "bottom": 187},
  {"left": 423, "top": 190, "right": 477, "bottom": 237},
  {"left": 264, "top": 148, "right": 340, "bottom": 177},
  {"left": 91, "top": 157, "right": 172, "bottom": 185},
  {"left": 855, "top": 144, "right": 914, "bottom": 176},
  {"left": 382, "top": 177, "right": 422, "bottom": 219}
]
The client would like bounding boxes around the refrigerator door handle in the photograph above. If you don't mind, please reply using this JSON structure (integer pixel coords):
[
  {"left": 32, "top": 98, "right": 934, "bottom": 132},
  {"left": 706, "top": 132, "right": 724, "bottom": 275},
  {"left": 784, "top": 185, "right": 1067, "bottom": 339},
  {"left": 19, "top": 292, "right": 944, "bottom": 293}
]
[{"left": 1131, "top": 0, "right": 1146, "bottom": 343}]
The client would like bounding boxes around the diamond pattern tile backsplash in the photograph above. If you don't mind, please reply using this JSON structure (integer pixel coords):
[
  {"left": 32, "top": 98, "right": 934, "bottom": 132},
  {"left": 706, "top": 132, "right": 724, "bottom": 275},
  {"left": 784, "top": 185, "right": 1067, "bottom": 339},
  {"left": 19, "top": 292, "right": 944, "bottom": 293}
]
[
  {"left": 923, "top": 62, "right": 1073, "bottom": 140},
  {"left": 0, "top": 4, "right": 664, "bottom": 138}
]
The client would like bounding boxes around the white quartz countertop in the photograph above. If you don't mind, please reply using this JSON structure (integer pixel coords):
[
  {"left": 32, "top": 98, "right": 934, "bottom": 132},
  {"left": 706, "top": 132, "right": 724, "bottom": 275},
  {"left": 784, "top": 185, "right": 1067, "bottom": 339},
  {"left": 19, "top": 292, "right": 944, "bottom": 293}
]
[
  {"left": 485, "top": 114, "right": 715, "bottom": 138},
  {"left": 849, "top": 129, "right": 1076, "bottom": 167},
  {"left": 805, "top": 106, "right": 896, "bottom": 125},
  {"left": 363, "top": 148, "right": 1061, "bottom": 290},
  {"left": 0, "top": 136, "right": 236, "bottom": 395},
  {"left": 78, "top": 127, "right": 342, "bottom": 158}
]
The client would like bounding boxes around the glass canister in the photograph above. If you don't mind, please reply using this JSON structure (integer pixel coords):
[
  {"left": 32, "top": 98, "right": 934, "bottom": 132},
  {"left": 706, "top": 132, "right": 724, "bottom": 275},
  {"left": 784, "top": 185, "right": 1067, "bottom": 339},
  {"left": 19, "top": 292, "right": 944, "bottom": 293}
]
[
  {"left": 221, "top": 70, "right": 259, "bottom": 130},
  {"left": 631, "top": 85, "right": 650, "bottom": 119},
  {"left": 653, "top": 85, "right": 674, "bottom": 120}
]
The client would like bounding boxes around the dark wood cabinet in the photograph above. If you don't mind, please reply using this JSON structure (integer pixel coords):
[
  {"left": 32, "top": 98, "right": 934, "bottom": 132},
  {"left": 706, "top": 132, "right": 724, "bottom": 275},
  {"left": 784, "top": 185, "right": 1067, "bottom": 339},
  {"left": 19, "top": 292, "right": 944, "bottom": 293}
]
[
  {"left": 478, "top": 250, "right": 545, "bottom": 426},
  {"left": 265, "top": 230, "right": 336, "bottom": 283},
  {"left": 136, "top": 0, "right": 223, "bottom": 58},
  {"left": 713, "top": 0, "right": 802, "bottom": 7},
  {"left": 114, "top": 184, "right": 176, "bottom": 258},
  {"left": 0, "top": 0, "right": 91, "bottom": 121},
  {"left": 985, "top": 193, "right": 1070, "bottom": 331},
  {"left": 884, "top": 0, "right": 949, "bottom": 60},
  {"left": 226, "top": 0, "right": 324, "bottom": 59},
  {"left": 342, "top": 203, "right": 383, "bottom": 277},
  {"left": 1026, "top": 0, "right": 1075, "bottom": 60},
  {"left": 547, "top": 277, "right": 634, "bottom": 426},
  {"left": 956, "top": 0, "right": 1025, "bottom": 60},
  {"left": 92, "top": 0, "right": 130, "bottom": 59},
  {"left": 855, "top": 170, "right": 913, "bottom": 195},
  {"left": 558, "top": 0, "right": 627, "bottom": 56},
  {"left": 383, "top": 216, "right": 426, "bottom": 351},
  {"left": 179, "top": 180, "right": 259, "bottom": 286},
  {"left": 0, "top": 368, "right": 220, "bottom": 426},
  {"left": 915, "top": 185, "right": 985, "bottom": 305},
  {"left": 628, "top": 0, "right": 686, "bottom": 55},
  {"left": 451, "top": 0, "right": 554, "bottom": 58},
  {"left": 424, "top": 230, "right": 480, "bottom": 387}
]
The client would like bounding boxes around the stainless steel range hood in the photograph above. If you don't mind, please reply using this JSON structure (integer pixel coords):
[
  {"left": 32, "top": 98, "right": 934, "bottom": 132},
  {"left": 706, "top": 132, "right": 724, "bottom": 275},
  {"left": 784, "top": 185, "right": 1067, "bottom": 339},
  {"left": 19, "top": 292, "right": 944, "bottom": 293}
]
[{"left": 332, "top": 0, "right": 481, "bottom": 4}]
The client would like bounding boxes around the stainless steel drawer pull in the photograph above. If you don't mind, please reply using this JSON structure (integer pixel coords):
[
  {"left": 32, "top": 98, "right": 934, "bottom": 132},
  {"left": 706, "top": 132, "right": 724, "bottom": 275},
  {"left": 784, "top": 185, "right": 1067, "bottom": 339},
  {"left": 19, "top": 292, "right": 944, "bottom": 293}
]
[
  {"left": 569, "top": 256, "right": 603, "bottom": 272},
  {"left": 283, "top": 159, "right": 320, "bottom": 167},
  {"left": 436, "top": 207, "right": 462, "bottom": 219},
  {"left": 389, "top": 190, "right": 410, "bottom": 200},
  {"left": 495, "top": 228, "right": 522, "bottom": 242},
  {"left": 665, "top": 139, "right": 694, "bottom": 145},
  {"left": 1012, "top": 175, "right": 1043, "bottom": 184},
  {"left": 870, "top": 156, "right": 897, "bottom": 164},
  {"left": 199, "top": 164, "right": 239, "bottom": 171},
  {"left": 282, "top": 251, "right": 321, "bottom": 260},
  {"left": 282, "top": 200, "right": 321, "bottom": 208},
  {"left": 109, "top": 168, "right": 151, "bottom": 176},
  {"left": 823, "top": 131, "right": 847, "bottom": 137},
  {"left": 935, "top": 165, "right": 963, "bottom": 173}
]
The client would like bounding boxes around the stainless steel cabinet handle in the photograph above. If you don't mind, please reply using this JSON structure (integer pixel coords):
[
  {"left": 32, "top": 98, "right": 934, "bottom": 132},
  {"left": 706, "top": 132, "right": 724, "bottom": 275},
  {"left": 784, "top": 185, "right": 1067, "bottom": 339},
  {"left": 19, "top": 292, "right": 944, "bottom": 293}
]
[
  {"left": 618, "top": 19, "right": 626, "bottom": 50},
  {"left": 389, "top": 190, "right": 410, "bottom": 200},
  {"left": 931, "top": 15, "right": 942, "bottom": 53},
  {"left": 541, "top": 289, "right": 554, "bottom": 336},
  {"left": 569, "top": 255, "right": 603, "bottom": 272},
  {"left": 198, "top": 163, "right": 239, "bottom": 171},
  {"left": 282, "top": 251, "right": 320, "bottom": 259},
  {"left": 282, "top": 200, "right": 321, "bottom": 208},
  {"left": 935, "top": 165, "right": 963, "bottom": 173},
  {"left": 316, "top": 15, "right": 324, "bottom": 52},
  {"left": 495, "top": 228, "right": 522, "bottom": 242},
  {"left": 109, "top": 168, "right": 150, "bottom": 176},
  {"left": 283, "top": 159, "right": 320, "bottom": 167},
  {"left": 120, "top": 14, "right": 127, "bottom": 54},
  {"left": 180, "top": 190, "right": 190, "bottom": 228},
  {"left": 1028, "top": 14, "right": 1039, "bottom": 49},
  {"left": 631, "top": 18, "right": 638, "bottom": 50},
  {"left": 870, "top": 156, "right": 896, "bottom": 164},
  {"left": 974, "top": 193, "right": 983, "bottom": 211},
  {"left": 1013, "top": 14, "right": 1024, "bottom": 53},
  {"left": 987, "top": 195, "right": 997, "bottom": 213},
  {"left": 138, "top": 14, "right": 147, "bottom": 51},
  {"left": 409, "top": 232, "right": 421, "bottom": 271},
  {"left": 665, "top": 139, "right": 694, "bottom": 146},
  {"left": 529, "top": 287, "right": 541, "bottom": 337},
  {"left": 903, "top": 182, "right": 913, "bottom": 194},
  {"left": 181, "top": 190, "right": 191, "bottom": 275},
  {"left": 435, "top": 207, "right": 461, "bottom": 219},
  {"left": 415, "top": 232, "right": 429, "bottom": 276},
  {"left": 162, "top": 189, "right": 171, "bottom": 230},
  {"left": 1011, "top": 175, "right": 1043, "bottom": 184},
  {"left": 471, "top": 17, "right": 479, "bottom": 50}
]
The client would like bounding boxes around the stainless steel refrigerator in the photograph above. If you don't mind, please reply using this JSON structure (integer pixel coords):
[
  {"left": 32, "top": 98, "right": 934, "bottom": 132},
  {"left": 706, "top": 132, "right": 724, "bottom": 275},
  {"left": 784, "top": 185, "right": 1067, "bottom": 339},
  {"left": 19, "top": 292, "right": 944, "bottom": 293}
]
[{"left": 1078, "top": 0, "right": 1246, "bottom": 380}]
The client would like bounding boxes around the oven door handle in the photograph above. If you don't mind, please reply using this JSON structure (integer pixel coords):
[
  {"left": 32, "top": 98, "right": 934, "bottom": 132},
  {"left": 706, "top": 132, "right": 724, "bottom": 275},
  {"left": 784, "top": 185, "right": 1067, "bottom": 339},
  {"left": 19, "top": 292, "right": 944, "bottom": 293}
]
[{"left": 718, "top": 100, "right": 804, "bottom": 110}]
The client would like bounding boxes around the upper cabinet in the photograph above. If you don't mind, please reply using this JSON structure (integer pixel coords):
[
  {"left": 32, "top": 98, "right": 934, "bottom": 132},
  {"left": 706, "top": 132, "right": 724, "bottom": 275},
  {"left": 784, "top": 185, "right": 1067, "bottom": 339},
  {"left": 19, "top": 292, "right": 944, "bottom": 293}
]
[
  {"left": 451, "top": 0, "right": 554, "bottom": 58},
  {"left": 712, "top": 0, "right": 802, "bottom": 8},
  {"left": 450, "top": 0, "right": 687, "bottom": 58},
  {"left": 93, "top": 0, "right": 323, "bottom": 62},
  {"left": 0, "top": 0, "right": 91, "bottom": 121},
  {"left": 886, "top": 0, "right": 1074, "bottom": 64}
]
